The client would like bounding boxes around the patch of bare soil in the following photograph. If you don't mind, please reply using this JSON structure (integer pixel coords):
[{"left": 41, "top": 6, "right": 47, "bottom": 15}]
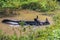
[{"left": 0, "top": 10, "right": 53, "bottom": 36}]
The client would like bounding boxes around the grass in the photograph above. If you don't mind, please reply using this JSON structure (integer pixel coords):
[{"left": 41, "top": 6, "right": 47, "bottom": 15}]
[
  {"left": 0, "top": 9, "right": 60, "bottom": 40},
  {"left": 0, "top": 0, "right": 60, "bottom": 40}
]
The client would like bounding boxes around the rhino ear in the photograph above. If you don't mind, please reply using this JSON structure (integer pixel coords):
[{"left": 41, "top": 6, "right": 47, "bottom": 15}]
[
  {"left": 36, "top": 15, "right": 38, "bottom": 19},
  {"left": 46, "top": 18, "right": 49, "bottom": 22},
  {"left": 46, "top": 18, "right": 47, "bottom": 20}
]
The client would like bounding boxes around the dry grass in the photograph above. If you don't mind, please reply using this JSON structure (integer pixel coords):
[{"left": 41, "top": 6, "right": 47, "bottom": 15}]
[{"left": 0, "top": 10, "right": 53, "bottom": 36}]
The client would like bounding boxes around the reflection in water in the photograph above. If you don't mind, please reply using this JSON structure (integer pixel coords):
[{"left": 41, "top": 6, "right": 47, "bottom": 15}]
[{"left": 9, "top": 25, "right": 20, "bottom": 27}]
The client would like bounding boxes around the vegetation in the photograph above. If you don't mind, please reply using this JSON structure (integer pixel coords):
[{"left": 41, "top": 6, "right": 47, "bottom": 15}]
[
  {"left": 0, "top": 0, "right": 59, "bottom": 15},
  {"left": 0, "top": 0, "right": 60, "bottom": 40},
  {"left": 0, "top": 13, "right": 60, "bottom": 40}
]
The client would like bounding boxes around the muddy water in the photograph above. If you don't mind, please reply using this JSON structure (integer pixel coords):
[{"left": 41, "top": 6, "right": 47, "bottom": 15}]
[{"left": 0, "top": 10, "right": 53, "bottom": 36}]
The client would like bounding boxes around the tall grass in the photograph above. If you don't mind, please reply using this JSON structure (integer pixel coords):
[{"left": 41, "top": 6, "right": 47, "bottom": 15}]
[
  {"left": 21, "top": 0, "right": 59, "bottom": 11},
  {"left": 0, "top": 0, "right": 59, "bottom": 17},
  {"left": 0, "top": 0, "right": 59, "bottom": 12}
]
